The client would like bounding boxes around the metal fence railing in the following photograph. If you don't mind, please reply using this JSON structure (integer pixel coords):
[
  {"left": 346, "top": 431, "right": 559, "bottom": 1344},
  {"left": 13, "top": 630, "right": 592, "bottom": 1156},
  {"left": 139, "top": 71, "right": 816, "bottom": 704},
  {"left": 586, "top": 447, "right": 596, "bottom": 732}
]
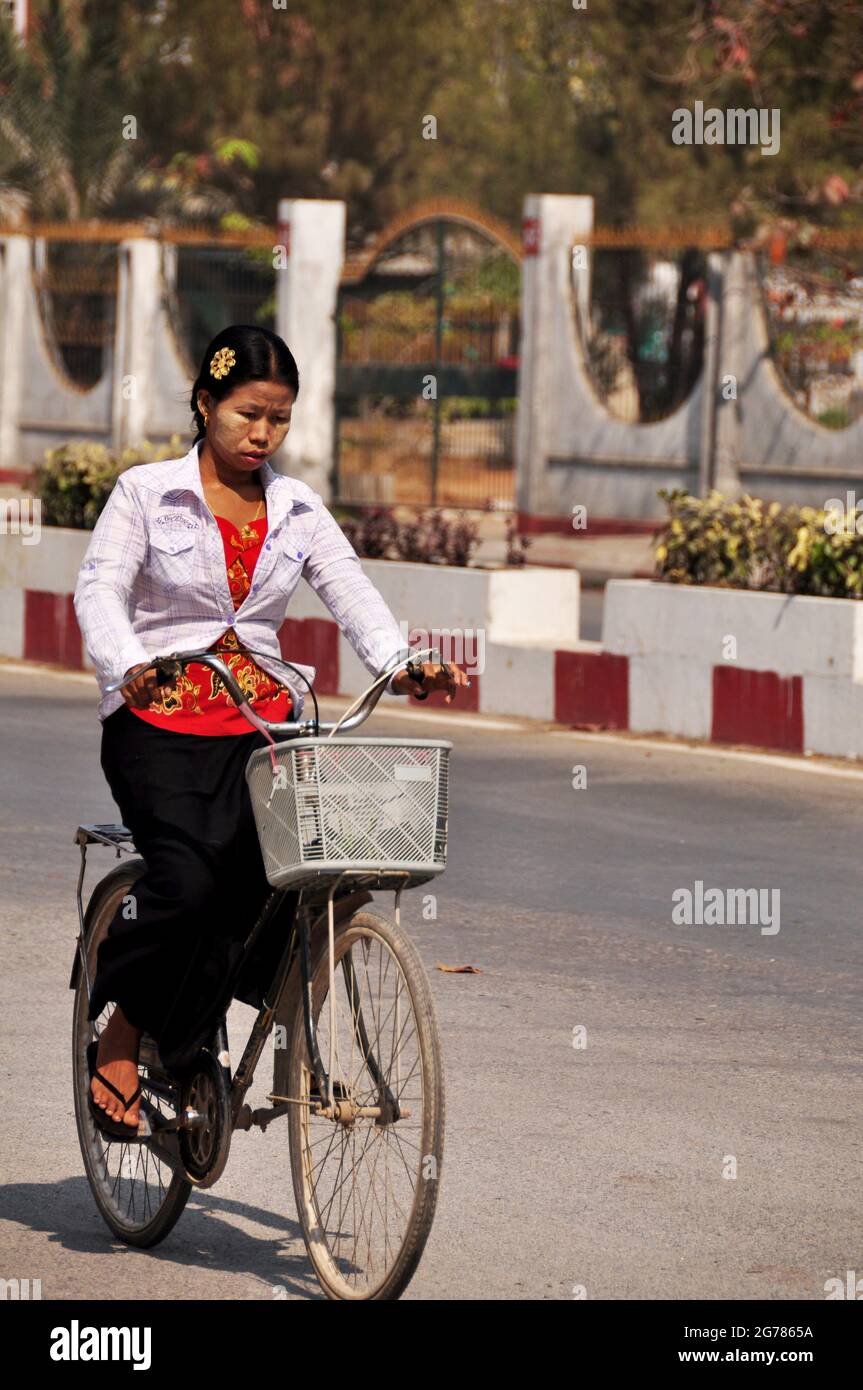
[
  {"left": 32, "top": 240, "right": 119, "bottom": 390},
  {"left": 169, "top": 245, "right": 276, "bottom": 374},
  {"left": 2, "top": 221, "right": 277, "bottom": 393},
  {"left": 7, "top": 216, "right": 863, "bottom": 454},
  {"left": 575, "top": 225, "right": 863, "bottom": 432},
  {"left": 335, "top": 218, "right": 520, "bottom": 510},
  {"left": 757, "top": 246, "right": 863, "bottom": 430},
  {"left": 574, "top": 240, "right": 708, "bottom": 424}
]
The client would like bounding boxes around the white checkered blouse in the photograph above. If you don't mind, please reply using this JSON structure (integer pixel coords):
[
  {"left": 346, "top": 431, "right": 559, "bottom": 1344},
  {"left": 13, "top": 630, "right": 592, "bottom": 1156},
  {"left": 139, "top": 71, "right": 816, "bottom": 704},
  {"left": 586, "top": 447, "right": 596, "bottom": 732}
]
[{"left": 73, "top": 442, "right": 411, "bottom": 722}]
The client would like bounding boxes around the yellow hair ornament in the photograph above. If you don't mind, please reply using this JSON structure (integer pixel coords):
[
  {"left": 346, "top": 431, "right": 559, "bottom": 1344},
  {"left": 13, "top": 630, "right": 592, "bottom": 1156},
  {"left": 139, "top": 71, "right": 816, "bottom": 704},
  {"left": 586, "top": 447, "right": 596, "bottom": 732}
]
[{"left": 210, "top": 347, "right": 236, "bottom": 380}]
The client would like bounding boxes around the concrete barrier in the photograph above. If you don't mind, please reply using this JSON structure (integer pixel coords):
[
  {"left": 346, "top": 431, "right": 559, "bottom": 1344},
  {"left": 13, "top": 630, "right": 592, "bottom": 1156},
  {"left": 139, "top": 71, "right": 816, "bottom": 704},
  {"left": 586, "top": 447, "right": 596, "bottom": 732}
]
[
  {"left": 6, "top": 529, "right": 863, "bottom": 762},
  {"left": 0, "top": 526, "right": 585, "bottom": 723},
  {"left": 604, "top": 578, "right": 863, "bottom": 757},
  {"left": 603, "top": 579, "right": 863, "bottom": 679}
]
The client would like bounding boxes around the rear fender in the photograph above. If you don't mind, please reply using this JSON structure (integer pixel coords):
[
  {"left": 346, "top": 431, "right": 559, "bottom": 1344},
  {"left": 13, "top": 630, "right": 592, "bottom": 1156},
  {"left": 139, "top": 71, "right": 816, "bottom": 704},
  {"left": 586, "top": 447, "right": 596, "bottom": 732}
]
[{"left": 68, "top": 858, "right": 147, "bottom": 991}]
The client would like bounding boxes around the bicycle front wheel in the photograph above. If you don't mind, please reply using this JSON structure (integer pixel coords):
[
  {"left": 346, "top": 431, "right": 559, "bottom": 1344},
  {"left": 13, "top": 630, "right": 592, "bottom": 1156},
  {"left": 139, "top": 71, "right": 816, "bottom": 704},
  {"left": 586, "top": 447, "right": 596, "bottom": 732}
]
[{"left": 279, "top": 908, "right": 444, "bottom": 1300}]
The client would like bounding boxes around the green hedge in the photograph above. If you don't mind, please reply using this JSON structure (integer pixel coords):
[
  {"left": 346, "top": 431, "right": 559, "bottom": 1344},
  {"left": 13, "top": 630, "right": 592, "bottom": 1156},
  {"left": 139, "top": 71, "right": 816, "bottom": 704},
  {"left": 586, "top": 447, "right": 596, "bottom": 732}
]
[
  {"left": 654, "top": 488, "right": 863, "bottom": 599},
  {"left": 34, "top": 436, "right": 186, "bottom": 529}
]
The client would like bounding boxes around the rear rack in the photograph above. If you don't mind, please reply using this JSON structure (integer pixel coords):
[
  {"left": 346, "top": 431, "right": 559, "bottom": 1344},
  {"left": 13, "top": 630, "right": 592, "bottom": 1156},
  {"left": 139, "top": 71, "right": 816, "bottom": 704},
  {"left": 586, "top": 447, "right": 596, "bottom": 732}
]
[{"left": 75, "top": 823, "right": 135, "bottom": 852}]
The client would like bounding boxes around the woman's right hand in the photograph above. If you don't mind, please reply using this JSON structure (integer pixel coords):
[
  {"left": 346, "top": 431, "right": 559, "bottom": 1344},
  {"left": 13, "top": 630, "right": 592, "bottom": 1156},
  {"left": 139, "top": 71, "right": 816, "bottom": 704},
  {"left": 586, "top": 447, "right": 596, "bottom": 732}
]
[{"left": 121, "top": 662, "right": 175, "bottom": 709}]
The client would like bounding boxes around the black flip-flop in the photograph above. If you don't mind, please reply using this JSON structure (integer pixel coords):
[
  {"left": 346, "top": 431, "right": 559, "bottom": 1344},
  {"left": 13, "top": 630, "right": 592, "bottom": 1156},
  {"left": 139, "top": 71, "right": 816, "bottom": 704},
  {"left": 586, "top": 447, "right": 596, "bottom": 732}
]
[{"left": 86, "top": 1039, "right": 145, "bottom": 1142}]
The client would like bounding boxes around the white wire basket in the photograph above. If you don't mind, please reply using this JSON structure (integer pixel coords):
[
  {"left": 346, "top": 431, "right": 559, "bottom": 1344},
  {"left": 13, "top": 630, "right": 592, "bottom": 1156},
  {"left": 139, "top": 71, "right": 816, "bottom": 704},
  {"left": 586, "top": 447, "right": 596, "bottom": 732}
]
[{"left": 245, "top": 737, "right": 452, "bottom": 891}]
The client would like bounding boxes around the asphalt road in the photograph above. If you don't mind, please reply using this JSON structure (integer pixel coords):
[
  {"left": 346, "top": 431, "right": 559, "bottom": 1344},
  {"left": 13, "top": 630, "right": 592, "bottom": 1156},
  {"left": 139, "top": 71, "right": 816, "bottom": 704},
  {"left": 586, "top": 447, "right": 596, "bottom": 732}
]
[{"left": 1, "top": 662, "right": 860, "bottom": 1301}]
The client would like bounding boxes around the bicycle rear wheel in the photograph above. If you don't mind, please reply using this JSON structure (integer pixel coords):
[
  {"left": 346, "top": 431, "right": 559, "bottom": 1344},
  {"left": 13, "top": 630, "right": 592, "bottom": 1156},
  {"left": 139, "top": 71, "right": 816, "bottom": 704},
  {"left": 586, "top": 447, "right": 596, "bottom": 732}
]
[
  {"left": 72, "top": 861, "right": 192, "bottom": 1247},
  {"left": 278, "top": 907, "right": 444, "bottom": 1300}
]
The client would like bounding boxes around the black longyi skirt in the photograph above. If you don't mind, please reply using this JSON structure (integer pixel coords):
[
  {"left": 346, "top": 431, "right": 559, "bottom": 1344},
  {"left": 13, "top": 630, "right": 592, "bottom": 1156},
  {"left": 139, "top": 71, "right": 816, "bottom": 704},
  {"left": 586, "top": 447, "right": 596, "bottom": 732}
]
[{"left": 88, "top": 703, "right": 297, "bottom": 1074}]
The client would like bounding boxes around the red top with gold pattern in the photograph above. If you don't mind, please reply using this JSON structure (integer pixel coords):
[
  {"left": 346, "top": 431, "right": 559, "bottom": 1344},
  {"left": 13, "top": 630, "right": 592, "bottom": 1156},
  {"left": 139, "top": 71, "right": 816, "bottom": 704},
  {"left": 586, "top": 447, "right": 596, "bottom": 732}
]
[{"left": 128, "top": 514, "right": 292, "bottom": 735}]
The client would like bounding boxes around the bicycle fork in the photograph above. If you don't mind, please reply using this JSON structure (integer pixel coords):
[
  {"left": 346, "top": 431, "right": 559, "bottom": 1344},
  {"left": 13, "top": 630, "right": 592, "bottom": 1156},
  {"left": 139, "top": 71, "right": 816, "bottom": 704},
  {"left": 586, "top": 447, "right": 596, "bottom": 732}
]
[{"left": 262, "top": 878, "right": 404, "bottom": 1127}]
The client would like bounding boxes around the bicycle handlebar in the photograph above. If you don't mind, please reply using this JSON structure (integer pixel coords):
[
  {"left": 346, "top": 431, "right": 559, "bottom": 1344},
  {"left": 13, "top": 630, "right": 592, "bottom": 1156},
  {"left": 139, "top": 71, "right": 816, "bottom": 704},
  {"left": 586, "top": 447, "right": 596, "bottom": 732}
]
[{"left": 104, "top": 646, "right": 441, "bottom": 739}]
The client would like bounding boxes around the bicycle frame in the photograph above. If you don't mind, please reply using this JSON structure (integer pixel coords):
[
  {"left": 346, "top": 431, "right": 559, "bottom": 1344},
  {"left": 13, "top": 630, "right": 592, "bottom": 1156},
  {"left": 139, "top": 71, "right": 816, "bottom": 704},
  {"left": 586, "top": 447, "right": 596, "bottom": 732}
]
[
  {"left": 73, "top": 826, "right": 409, "bottom": 1168},
  {"left": 231, "top": 873, "right": 408, "bottom": 1130},
  {"left": 77, "top": 644, "right": 443, "bottom": 1162}
]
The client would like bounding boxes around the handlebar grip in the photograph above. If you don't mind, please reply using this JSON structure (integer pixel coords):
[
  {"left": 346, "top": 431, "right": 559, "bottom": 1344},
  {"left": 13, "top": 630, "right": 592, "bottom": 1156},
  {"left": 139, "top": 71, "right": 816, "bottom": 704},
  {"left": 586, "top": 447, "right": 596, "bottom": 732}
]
[
  {"left": 153, "top": 660, "right": 178, "bottom": 686},
  {"left": 105, "top": 658, "right": 177, "bottom": 695}
]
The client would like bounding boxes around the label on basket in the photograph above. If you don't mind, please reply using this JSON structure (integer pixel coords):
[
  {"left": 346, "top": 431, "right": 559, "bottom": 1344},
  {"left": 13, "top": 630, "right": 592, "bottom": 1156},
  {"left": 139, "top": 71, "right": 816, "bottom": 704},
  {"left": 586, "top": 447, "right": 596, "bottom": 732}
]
[{"left": 394, "top": 764, "right": 433, "bottom": 782}]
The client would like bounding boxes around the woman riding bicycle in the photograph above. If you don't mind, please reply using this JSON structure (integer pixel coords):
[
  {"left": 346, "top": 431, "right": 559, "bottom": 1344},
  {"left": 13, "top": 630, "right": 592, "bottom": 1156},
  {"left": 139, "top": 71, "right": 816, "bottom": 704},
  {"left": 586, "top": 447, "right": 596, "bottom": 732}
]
[{"left": 73, "top": 323, "right": 468, "bottom": 1138}]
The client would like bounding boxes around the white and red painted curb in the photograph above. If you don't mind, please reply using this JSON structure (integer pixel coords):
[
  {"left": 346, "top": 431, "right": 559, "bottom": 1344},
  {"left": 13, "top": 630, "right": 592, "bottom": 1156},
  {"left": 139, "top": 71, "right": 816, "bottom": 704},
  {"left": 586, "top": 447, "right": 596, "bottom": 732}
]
[
  {"left": 0, "top": 529, "right": 613, "bottom": 725},
  {"left": 603, "top": 580, "right": 863, "bottom": 760},
  {"left": 2, "top": 531, "right": 862, "bottom": 760}
]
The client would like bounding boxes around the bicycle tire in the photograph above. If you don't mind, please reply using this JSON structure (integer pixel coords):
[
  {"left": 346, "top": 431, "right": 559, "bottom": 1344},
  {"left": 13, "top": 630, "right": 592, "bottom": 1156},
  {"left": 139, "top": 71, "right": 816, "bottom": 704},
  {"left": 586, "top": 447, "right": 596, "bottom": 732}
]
[
  {"left": 72, "top": 860, "right": 192, "bottom": 1248},
  {"left": 279, "top": 908, "right": 445, "bottom": 1300}
]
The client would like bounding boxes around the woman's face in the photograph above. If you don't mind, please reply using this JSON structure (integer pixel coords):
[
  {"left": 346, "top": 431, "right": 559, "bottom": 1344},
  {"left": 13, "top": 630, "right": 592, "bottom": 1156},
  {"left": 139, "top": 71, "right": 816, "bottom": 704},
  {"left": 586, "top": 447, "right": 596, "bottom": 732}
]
[{"left": 198, "top": 378, "right": 296, "bottom": 473}]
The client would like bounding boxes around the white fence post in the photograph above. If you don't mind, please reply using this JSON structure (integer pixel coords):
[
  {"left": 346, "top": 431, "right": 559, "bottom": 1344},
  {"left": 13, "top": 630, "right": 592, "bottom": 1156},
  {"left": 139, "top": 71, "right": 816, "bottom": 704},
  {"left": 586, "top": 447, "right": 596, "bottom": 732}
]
[
  {"left": 712, "top": 250, "right": 746, "bottom": 495},
  {"left": 0, "top": 236, "right": 29, "bottom": 470},
  {"left": 515, "top": 194, "right": 594, "bottom": 522},
  {"left": 275, "top": 198, "right": 346, "bottom": 501},
  {"left": 115, "top": 238, "right": 162, "bottom": 451}
]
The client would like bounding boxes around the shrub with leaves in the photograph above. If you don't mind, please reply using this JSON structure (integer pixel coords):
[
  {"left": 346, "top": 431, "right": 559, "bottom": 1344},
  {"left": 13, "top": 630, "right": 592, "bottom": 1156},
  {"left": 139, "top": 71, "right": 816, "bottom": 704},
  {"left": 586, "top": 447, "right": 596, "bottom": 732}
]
[
  {"left": 339, "top": 507, "right": 400, "bottom": 560},
  {"left": 341, "top": 507, "right": 480, "bottom": 567},
  {"left": 34, "top": 436, "right": 186, "bottom": 529},
  {"left": 654, "top": 488, "right": 863, "bottom": 598},
  {"left": 504, "top": 514, "right": 531, "bottom": 568},
  {"left": 436, "top": 512, "right": 480, "bottom": 567}
]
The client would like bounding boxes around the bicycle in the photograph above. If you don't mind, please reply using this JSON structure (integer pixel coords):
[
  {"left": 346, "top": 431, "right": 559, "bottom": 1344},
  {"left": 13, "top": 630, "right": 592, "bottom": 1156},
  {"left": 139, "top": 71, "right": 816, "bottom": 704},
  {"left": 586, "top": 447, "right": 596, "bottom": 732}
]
[{"left": 70, "top": 646, "right": 451, "bottom": 1300}]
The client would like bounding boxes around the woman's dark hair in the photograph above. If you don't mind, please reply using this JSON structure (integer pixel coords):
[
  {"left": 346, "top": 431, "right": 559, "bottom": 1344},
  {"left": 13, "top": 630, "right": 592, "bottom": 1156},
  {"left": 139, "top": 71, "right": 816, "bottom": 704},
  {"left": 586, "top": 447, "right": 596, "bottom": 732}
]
[{"left": 190, "top": 325, "right": 300, "bottom": 441}]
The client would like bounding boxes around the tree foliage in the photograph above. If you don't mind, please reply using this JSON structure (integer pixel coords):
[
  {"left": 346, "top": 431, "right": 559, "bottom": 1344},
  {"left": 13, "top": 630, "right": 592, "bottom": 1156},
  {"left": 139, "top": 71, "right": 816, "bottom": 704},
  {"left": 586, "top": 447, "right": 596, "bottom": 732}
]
[{"left": 0, "top": 0, "right": 859, "bottom": 237}]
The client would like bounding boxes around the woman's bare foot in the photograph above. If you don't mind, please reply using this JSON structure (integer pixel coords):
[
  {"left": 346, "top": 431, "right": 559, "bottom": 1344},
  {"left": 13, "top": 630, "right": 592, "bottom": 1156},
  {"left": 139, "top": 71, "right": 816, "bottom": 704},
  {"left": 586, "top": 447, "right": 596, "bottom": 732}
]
[{"left": 90, "top": 1007, "right": 143, "bottom": 1128}]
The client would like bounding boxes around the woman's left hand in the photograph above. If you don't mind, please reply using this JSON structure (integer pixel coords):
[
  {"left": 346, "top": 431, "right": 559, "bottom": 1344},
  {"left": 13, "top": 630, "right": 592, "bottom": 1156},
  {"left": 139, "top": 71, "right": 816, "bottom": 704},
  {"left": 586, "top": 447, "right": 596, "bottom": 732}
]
[{"left": 394, "top": 661, "right": 471, "bottom": 704}]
